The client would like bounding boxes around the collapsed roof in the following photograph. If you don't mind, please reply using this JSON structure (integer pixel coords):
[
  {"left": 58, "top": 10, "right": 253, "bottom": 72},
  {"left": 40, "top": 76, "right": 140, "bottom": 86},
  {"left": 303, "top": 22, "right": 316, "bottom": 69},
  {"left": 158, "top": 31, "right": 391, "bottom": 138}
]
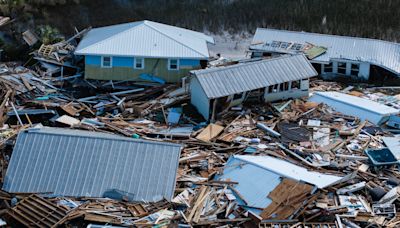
[
  {"left": 250, "top": 28, "right": 400, "bottom": 75},
  {"left": 191, "top": 54, "right": 317, "bottom": 99},
  {"left": 3, "top": 127, "right": 182, "bottom": 202}
]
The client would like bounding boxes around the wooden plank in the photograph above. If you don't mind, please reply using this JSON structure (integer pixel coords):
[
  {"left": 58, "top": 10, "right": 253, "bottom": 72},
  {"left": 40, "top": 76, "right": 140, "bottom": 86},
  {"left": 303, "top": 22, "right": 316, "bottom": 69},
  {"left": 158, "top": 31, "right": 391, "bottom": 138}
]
[
  {"left": 260, "top": 178, "right": 314, "bottom": 220},
  {"left": 196, "top": 124, "right": 224, "bottom": 142}
]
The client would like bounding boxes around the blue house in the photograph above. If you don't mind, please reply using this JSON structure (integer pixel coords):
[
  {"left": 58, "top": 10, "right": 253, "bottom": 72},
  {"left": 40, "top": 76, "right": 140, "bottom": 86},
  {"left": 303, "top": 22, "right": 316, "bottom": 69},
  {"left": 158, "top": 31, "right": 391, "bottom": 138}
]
[{"left": 75, "top": 20, "right": 215, "bottom": 82}]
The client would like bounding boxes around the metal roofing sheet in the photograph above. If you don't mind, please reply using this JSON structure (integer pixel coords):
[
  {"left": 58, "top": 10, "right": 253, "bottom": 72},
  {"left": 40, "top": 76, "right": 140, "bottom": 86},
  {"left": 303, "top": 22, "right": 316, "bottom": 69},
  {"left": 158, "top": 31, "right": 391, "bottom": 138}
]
[
  {"left": 75, "top": 20, "right": 214, "bottom": 59},
  {"left": 250, "top": 28, "right": 400, "bottom": 75},
  {"left": 3, "top": 127, "right": 181, "bottom": 202},
  {"left": 231, "top": 155, "right": 343, "bottom": 188},
  {"left": 311, "top": 92, "right": 400, "bottom": 116},
  {"left": 215, "top": 155, "right": 343, "bottom": 214},
  {"left": 192, "top": 54, "right": 317, "bottom": 99}
]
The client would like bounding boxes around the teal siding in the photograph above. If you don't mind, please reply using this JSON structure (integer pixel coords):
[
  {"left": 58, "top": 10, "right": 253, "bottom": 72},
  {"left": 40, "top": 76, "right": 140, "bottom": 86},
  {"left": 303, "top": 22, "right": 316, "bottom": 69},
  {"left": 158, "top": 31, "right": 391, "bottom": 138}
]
[
  {"left": 85, "top": 55, "right": 200, "bottom": 68},
  {"left": 181, "top": 59, "right": 200, "bottom": 66},
  {"left": 114, "top": 57, "right": 134, "bottom": 67},
  {"left": 86, "top": 56, "right": 101, "bottom": 65}
]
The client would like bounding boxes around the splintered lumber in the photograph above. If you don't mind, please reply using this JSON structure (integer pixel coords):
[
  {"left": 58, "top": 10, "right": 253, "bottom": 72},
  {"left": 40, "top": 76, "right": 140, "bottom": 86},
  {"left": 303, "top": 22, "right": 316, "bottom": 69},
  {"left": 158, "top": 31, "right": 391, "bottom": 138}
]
[
  {"left": 196, "top": 124, "right": 224, "bottom": 142},
  {"left": 186, "top": 186, "right": 209, "bottom": 223}
]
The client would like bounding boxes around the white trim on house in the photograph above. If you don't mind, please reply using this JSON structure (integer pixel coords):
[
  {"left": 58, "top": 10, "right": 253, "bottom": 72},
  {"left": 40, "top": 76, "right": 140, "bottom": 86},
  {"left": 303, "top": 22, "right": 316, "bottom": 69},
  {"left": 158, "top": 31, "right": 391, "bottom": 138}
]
[
  {"left": 101, "top": 56, "right": 113, "bottom": 68},
  {"left": 134, "top": 57, "right": 145, "bottom": 69},
  {"left": 168, "top": 59, "right": 180, "bottom": 71}
]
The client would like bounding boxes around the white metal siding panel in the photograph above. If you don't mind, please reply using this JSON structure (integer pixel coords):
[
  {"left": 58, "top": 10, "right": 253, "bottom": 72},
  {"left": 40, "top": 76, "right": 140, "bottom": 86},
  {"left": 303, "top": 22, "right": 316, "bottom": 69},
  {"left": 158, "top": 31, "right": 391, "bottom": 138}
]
[
  {"left": 190, "top": 77, "right": 210, "bottom": 119},
  {"left": 309, "top": 92, "right": 400, "bottom": 125},
  {"left": 359, "top": 63, "right": 370, "bottom": 79}
]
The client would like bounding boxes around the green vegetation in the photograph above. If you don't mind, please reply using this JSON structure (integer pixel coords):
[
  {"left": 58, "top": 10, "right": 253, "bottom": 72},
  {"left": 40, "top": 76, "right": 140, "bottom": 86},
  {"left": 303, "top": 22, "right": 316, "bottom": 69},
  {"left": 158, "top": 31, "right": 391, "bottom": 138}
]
[{"left": 0, "top": 0, "right": 399, "bottom": 43}]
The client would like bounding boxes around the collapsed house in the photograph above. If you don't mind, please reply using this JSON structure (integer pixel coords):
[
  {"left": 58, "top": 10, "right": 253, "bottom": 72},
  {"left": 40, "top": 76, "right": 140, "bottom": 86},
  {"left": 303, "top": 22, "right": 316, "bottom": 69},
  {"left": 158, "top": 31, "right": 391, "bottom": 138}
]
[
  {"left": 3, "top": 127, "right": 181, "bottom": 202},
  {"left": 309, "top": 91, "right": 400, "bottom": 125},
  {"left": 74, "top": 20, "right": 215, "bottom": 82},
  {"left": 215, "top": 155, "right": 348, "bottom": 220},
  {"left": 189, "top": 54, "right": 317, "bottom": 120},
  {"left": 249, "top": 28, "right": 400, "bottom": 81}
]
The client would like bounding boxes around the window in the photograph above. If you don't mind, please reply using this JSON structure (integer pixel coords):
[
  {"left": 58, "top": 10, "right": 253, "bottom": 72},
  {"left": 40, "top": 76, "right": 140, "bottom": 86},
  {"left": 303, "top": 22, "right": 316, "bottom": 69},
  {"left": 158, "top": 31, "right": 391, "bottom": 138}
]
[
  {"left": 134, "top": 58, "right": 144, "bottom": 69},
  {"left": 268, "top": 85, "right": 274, "bottom": 93},
  {"left": 351, "top": 63, "right": 359, "bottom": 76},
  {"left": 284, "top": 82, "right": 289, "bottom": 91},
  {"left": 291, "top": 80, "right": 300, "bottom": 90},
  {"left": 271, "top": 41, "right": 281, "bottom": 48},
  {"left": 338, "top": 62, "right": 346, "bottom": 74},
  {"left": 279, "top": 42, "right": 290, "bottom": 49},
  {"left": 290, "top": 43, "right": 303, "bottom": 51},
  {"left": 101, "top": 56, "right": 112, "bottom": 68},
  {"left": 324, "top": 62, "right": 333, "bottom": 73},
  {"left": 233, "top": 93, "right": 243, "bottom": 100},
  {"left": 273, "top": 84, "right": 279, "bottom": 92},
  {"left": 168, "top": 59, "right": 179, "bottom": 70}
]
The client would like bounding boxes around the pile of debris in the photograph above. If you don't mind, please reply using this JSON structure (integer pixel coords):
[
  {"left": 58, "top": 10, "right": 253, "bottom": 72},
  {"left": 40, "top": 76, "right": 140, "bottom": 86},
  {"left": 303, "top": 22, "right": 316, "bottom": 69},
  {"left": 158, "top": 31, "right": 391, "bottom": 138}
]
[{"left": 2, "top": 32, "right": 400, "bottom": 227}]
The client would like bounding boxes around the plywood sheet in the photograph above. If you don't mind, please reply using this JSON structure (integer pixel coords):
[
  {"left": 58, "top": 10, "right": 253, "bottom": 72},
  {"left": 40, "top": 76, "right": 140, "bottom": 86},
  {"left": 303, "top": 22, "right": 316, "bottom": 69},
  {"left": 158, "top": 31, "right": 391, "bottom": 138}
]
[{"left": 196, "top": 124, "right": 224, "bottom": 142}]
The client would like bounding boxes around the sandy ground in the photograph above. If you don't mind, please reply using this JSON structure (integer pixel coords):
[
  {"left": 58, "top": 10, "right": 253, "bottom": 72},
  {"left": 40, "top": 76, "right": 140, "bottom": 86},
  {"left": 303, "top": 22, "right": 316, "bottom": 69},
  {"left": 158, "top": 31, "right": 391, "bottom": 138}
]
[{"left": 207, "top": 32, "right": 253, "bottom": 60}]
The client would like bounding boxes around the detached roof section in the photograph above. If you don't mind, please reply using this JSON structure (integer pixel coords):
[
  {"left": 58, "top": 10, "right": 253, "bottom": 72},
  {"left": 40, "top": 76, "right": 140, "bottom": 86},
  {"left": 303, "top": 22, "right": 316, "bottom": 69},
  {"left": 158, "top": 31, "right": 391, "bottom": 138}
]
[
  {"left": 3, "top": 127, "right": 181, "bottom": 202},
  {"left": 75, "top": 20, "right": 214, "bottom": 59},
  {"left": 309, "top": 91, "right": 400, "bottom": 125},
  {"left": 215, "top": 155, "right": 344, "bottom": 216},
  {"left": 250, "top": 28, "right": 400, "bottom": 75},
  {"left": 191, "top": 54, "right": 317, "bottom": 99}
]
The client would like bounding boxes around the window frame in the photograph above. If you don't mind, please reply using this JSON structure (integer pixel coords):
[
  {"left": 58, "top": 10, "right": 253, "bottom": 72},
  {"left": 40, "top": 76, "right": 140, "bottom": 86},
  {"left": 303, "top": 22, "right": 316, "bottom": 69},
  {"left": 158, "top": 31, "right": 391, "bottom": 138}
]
[
  {"left": 134, "top": 57, "right": 145, "bottom": 69},
  {"left": 337, "top": 62, "right": 346, "bottom": 74},
  {"left": 168, "top": 59, "right": 179, "bottom": 71},
  {"left": 101, "top": 56, "right": 112, "bottom": 68}
]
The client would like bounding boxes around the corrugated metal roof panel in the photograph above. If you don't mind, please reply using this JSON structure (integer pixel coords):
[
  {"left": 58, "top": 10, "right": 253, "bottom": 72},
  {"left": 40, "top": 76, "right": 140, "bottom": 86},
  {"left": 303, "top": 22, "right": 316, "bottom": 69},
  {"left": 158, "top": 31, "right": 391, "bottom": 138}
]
[
  {"left": 3, "top": 127, "right": 181, "bottom": 202},
  {"left": 250, "top": 28, "right": 400, "bottom": 75},
  {"left": 75, "top": 20, "right": 214, "bottom": 59},
  {"left": 192, "top": 54, "right": 317, "bottom": 99},
  {"left": 309, "top": 91, "right": 400, "bottom": 125}
]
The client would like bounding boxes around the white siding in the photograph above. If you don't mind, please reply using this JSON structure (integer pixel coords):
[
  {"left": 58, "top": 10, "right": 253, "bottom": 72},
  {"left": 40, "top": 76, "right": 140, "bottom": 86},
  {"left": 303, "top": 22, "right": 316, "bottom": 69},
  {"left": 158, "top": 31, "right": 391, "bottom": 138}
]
[
  {"left": 359, "top": 63, "right": 370, "bottom": 79},
  {"left": 264, "top": 79, "right": 309, "bottom": 102},
  {"left": 190, "top": 77, "right": 210, "bottom": 120},
  {"left": 309, "top": 92, "right": 399, "bottom": 125}
]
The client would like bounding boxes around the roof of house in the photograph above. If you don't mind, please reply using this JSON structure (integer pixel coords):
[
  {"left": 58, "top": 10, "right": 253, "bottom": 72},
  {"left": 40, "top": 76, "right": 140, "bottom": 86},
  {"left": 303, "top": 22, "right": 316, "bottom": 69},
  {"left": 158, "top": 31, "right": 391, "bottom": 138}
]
[
  {"left": 215, "top": 155, "right": 343, "bottom": 214},
  {"left": 3, "top": 127, "right": 182, "bottom": 202},
  {"left": 75, "top": 20, "right": 214, "bottom": 59},
  {"left": 250, "top": 28, "right": 400, "bottom": 75},
  {"left": 191, "top": 54, "right": 317, "bottom": 99}
]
